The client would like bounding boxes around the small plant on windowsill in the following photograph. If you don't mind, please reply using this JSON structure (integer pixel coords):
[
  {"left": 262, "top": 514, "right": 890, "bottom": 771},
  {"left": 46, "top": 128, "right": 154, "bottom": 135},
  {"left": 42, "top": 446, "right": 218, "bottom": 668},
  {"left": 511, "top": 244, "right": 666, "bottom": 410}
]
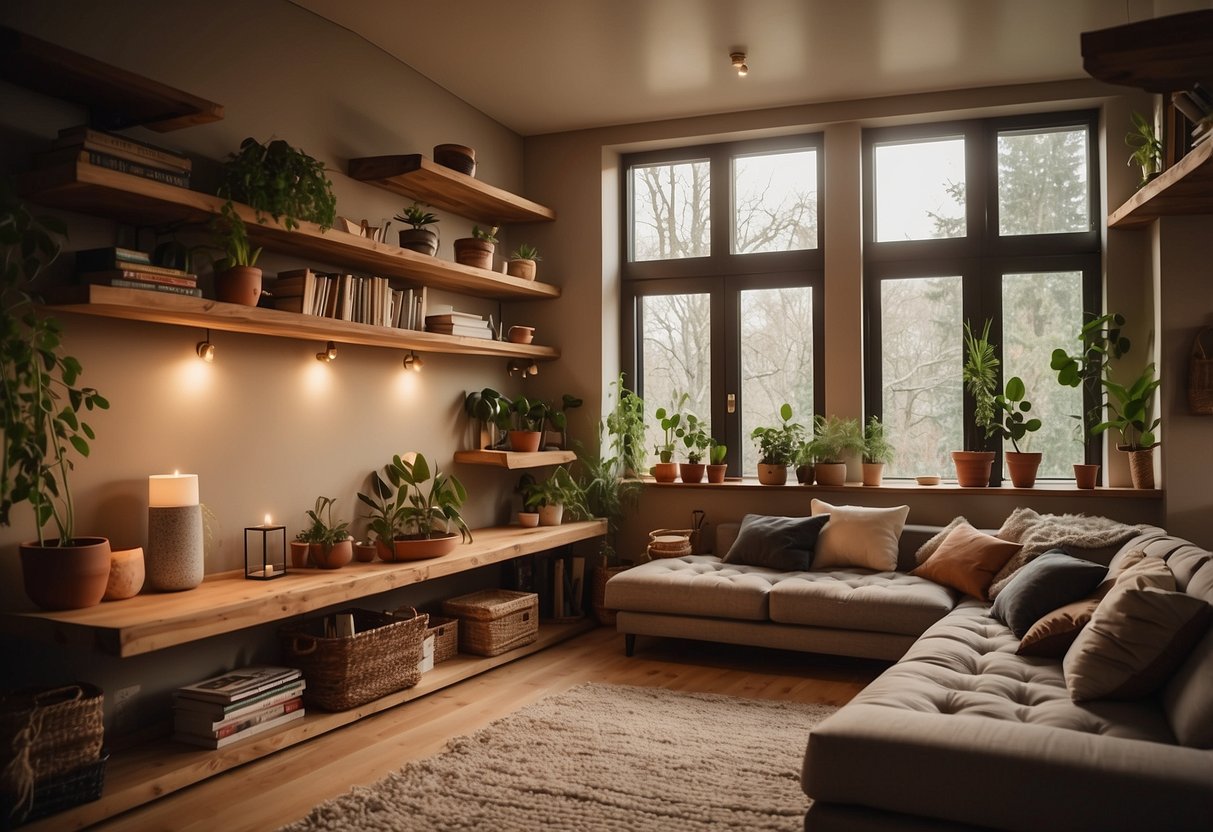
[
  {"left": 706, "top": 441, "right": 728, "bottom": 484},
  {"left": 994, "top": 377, "right": 1044, "bottom": 488},
  {"left": 676, "top": 413, "right": 712, "bottom": 483},
  {"left": 953, "top": 318, "right": 999, "bottom": 487},
  {"left": 861, "top": 415, "right": 895, "bottom": 487},
  {"left": 807, "top": 415, "right": 864, "bottom": 486},
  {"left": 651, "top": 394, "right": 687, "bottom": 482},
  {"left": 750, "top": 403, "right": 805, "bottom": 485}
]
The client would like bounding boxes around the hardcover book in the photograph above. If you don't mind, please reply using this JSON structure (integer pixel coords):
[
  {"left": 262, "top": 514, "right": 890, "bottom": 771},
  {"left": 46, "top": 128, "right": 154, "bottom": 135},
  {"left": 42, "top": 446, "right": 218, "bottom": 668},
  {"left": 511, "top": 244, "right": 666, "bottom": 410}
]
[
  {"left": 175, "top": 666, "right": 302, "bottom": 705},
  {"left": 172, "top": 707, "right": 305, "bottom": 749}
]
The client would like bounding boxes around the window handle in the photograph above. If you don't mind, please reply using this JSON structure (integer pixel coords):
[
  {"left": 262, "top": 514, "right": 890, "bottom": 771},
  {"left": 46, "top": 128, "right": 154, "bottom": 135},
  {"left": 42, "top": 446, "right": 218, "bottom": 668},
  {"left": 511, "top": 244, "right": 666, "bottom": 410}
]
[{"left": 727, "top": 393, "right": 736, "bottom": 414}]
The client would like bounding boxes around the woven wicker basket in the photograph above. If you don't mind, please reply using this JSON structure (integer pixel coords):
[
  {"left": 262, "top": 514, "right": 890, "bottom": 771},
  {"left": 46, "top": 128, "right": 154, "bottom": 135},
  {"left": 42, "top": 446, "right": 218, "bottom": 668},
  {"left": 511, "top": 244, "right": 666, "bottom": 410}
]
[
  {"left": 424, "top": 615, "right": 459, "bottom": 664},
  {"left": 647, "top": 529, "right": 692, "bottom": 559},
  {"left": 280, "top": 607, "right": 427, "bottom": 711},
  {"left": 1190, "top": 327, "right": 1213, "bottom": 416},
  {"left": 442, "top": 590, "right": 538, "bottom": 657}
]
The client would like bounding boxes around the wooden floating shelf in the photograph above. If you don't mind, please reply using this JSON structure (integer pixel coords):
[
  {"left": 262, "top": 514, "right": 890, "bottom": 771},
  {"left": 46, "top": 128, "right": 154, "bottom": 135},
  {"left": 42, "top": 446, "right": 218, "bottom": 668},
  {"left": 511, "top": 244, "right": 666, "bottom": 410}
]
[
  {"left": 454, "top": 449, "right": 577, "bottom": 468},
  {"left": 1108, "top": 138, "right": 1213, "bottom": 227},
  {"left": 0, "top": 521, "right": 605, "bottom": 657},
  {"left": 1081, "top": 10, "right": 1213, "bottom": 92},
  {"left": 24, "top": 618, "right": 595, "bottom": 832},
  {"left": 0, "top": 25, "right": 224, "bottom": 132},
  {"left": 19, "top": 161, "right": 561, "bottom": 301},
  {"left": 44, "top": 285, "right": 560, "bottom": 360},
  {"left": 348, "top": 154, "right": 556, "bottom": 225}
]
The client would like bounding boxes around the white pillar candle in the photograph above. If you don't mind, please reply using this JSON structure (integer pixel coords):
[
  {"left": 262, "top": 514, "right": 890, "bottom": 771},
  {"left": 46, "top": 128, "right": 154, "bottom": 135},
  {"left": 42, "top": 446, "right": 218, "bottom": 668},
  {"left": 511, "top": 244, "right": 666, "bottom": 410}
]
[{"left": 149, "top": 473, "right": 199, "bottom": 507}]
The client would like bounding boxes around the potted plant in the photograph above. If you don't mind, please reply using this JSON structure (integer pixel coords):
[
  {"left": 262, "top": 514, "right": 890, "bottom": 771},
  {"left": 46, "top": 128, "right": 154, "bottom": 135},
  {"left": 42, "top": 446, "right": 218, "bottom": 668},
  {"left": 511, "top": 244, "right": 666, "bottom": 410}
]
[
  {"left": 218, "top": 136, "right": 337, "bottom": 230},
  {"left": 393, "top": 202, "right": 440, "bottom": 257},
  {"left": 294, "top": 496, "right": 353, "bottom": 569},
  {"left": 994, "top": 377, "right": 1043, "bottom": 487},
  {"left": 676, "top": 413, "right": 711, "bottom": 483},
  {"left": 1096, "top": 364, "right": 1161, "bottom": 489},
  {"left": 210, "top": 201, "right": 264, "bottom": 306},
  {"left": 521, "top": 467, "right": 587, "bottom": 527},
  {"left": 357, "top": 453, "right": 472, "bottom": 561},
  {"left": 453, "top": 224, "right": 497, "bottom": 271},
  {"left": 953, "top": 319, "right": 998, "bottom": 487},
  {"left": 506, "top": 243, "right": 540, "bottom": 280},
  {"left": 508, "top": 395, "right": 548, "bottom": 452},
  {"left": 651, "top": 397, "right": 685, "bottom": 483},
  {"left": 546, "top": 393, "right": 583, "bottom": 449},
  {"left": 1126, "top": 112, "right": 1163, "bottom": 189},
  {"left": 605, "top": 375, "right": 646, "bottom": 478},
  {"left": 1, "top": 185, "right": 112, "bottom": 610},
  {"left": 861, "top": 415, "right": 895, "bottom": 487},
  {"left": 706, "top": 442, "right": 728, "bottom": 484},
  {"left": 794, "top": 440, "right": 815, "bottom": 485},
  {"left": 750, "top": 403, "right": 804, "bottom": 485},
  {"left": 464, "top": 387, "right": 511, "bottom": 449},
  {"left": 807, "top": 415, "right": 864, "bottom": 487}
]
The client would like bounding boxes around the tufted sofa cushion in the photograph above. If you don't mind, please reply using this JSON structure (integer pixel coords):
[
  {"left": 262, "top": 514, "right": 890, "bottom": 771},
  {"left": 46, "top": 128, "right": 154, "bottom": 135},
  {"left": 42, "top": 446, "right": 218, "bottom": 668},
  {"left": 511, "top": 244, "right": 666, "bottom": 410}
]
[
  {"left": 769, "top": 570, "right": 956, "bottom": 636},
  {"left": 604, "top": 555, "right": 783, "bottom": 621}
]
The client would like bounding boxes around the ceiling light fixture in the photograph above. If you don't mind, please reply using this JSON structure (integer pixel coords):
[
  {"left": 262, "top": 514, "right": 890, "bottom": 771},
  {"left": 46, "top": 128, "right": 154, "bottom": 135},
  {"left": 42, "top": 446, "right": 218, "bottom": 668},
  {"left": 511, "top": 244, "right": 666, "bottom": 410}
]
[
  {"left": 316, "top": 341, "right": 337, "bottom": 362},
  {"left": 196, "top": 330, "right": 215, "bottom": 362},
  {"left": 403, "top": 351, "right": 424, "bottom": 372},
  {"left": 730, "top": 51, "right": 748, "bottom": 77}
]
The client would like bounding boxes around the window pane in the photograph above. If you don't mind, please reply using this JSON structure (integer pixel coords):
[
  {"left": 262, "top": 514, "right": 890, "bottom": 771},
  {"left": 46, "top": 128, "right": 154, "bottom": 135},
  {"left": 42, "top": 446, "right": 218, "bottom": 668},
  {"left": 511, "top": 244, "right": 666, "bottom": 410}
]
[
  {"left": 1001, "top": 272, "right": 1085, "bottom": 476},
  {"left": 880, "top": 276, "right": 963, "bottom": 478},
  {"left": 740, "top": 286, "right": 815, "bottom": 475},
  {"left": 630, "top": 161, "right": 710, "bottom": 261},
  {"left": 640, "top": 293, "right": 711, "bottom": 466},
  {"left": 874, "top": 138, "right": 965, "bottom": 242},
  {"left": 998, "top": 128, "right": 1090, "bottom": 236},
  {"left": 733, "top": 150, "right": 818, "bottom": 253}
]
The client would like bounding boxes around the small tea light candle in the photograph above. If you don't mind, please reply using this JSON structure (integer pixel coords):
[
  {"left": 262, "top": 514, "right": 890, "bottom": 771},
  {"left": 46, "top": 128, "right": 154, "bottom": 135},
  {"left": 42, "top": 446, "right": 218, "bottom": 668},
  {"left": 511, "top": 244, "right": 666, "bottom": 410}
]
[
  {"left": 264, "top": 514, "right": 273, "bottom": 527},
  {"left": 149, "top": 472, "right": 199, "bottom": 507},
  {"left": 264, "top": 564, "right": 275, "bottom": 577}
]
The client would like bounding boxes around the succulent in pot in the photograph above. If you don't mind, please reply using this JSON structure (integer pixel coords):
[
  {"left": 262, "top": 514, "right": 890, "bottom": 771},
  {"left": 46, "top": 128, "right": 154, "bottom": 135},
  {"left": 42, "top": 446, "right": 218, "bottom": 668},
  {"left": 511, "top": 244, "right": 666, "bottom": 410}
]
[
  {"left": 294, "top": 496, "right": 352, "bottom": 569},
  {"left": 506, "top": 243, "right": 540, "bottom": 280},
  {"left": 453, "top": 224, "right": 497, "bottom": 271},
  {"left": 393, "top": 202, "right": 439, "bottom": 257}
]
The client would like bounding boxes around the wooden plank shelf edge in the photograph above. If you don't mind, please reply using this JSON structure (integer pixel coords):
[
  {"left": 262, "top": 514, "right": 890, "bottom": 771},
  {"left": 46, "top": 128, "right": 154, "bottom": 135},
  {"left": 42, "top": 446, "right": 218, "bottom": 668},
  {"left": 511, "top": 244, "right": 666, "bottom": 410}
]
[
  {"left": 453, "top": 449, "right": 577, "bottom": 468},
  {"left": 1107, "top": 139, "right": 1213, "bottom": 227}
]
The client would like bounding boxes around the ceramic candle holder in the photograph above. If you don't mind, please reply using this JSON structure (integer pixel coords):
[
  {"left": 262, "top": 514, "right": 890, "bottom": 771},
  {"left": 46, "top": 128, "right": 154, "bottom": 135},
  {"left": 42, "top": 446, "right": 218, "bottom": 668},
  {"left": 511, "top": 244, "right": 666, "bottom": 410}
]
[{"left": 146, "top": 505, "right": 203, "bottom": 591}]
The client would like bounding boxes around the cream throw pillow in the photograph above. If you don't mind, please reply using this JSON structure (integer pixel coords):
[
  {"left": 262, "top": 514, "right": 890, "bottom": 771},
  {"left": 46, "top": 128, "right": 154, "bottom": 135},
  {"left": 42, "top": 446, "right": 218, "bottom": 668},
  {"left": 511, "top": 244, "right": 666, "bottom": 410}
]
[
  {"left": 1064, "top": 558, "right": 1212, "bottom": 701},
  {"left": 810, "top": 499, "right": 909, "bottom": 572}
]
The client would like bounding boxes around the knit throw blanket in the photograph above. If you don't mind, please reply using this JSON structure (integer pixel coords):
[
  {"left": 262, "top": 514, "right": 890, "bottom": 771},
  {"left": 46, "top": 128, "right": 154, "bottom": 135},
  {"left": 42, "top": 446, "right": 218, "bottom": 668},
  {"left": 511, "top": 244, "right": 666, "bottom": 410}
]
[{"left": 987, "top": 507, "right": 1144, "bottom": 598}]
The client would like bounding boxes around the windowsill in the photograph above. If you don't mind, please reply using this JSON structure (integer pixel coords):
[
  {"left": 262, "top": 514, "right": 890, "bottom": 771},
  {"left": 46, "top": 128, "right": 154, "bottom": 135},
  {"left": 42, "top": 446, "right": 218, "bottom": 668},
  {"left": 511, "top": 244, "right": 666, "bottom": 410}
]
[{"left": 640, "top": 478, "right": 1163, "bottom": 499}]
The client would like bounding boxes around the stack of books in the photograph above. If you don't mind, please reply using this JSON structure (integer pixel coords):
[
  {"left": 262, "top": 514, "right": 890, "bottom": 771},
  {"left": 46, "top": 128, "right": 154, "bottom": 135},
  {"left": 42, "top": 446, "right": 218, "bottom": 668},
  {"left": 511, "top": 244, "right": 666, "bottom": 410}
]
[
  {"left": 75, "top": 246, "right": 200, "bottom": 297},
  {"left": 269, "top": 268, "right": 428, "bottom": 330},
  {"left": 424, "top": 308, "right": 492, "bottom": 339},
  {"left": 1171, "top": 85, "right": 1213, "bottom": 149},
  {"left": 35, "top": 125, "right": 191, "bottom": 188},
  {"left": 172, "top": 666, "right": 305, "bottom": 749}
]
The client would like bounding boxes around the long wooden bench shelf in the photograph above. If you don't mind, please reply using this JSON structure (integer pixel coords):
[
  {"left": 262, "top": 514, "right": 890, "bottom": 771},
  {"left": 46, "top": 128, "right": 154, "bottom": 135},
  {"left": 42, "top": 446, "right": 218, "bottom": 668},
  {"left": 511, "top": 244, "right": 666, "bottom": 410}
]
[
  {"left": 453, "top": 449, "right": 576, "bottom": 468},
  {"left": 0, "top": 521, "right": 605, "bottom": 657},
  {"left": 348, "top": 154, "right": 556, "bottom": 224},
  {"left": 44, "top": 284, "right": 560, "bottom": 360},
  {"left": 19, "top": 160, "right": 561, "bottom": 300},
  {"left": 22, "top": 618, "right": 594, "bottom": 832},
  {"left": 0, "top": 25, "right": 224, "bottom": 132},
  {"left": 1108, "top": 133, "right": 1213, "bottom": 227}
]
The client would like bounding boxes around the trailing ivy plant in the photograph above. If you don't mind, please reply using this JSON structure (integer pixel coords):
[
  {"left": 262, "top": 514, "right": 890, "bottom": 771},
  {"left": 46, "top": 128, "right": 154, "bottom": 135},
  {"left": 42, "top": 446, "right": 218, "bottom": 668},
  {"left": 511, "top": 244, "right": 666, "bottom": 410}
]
[
  {"left": 0, "top": 181, "right": 109, "bottom": 545},
  {"left": 218, "top": 137, "right": 337, "bottom": 231}
]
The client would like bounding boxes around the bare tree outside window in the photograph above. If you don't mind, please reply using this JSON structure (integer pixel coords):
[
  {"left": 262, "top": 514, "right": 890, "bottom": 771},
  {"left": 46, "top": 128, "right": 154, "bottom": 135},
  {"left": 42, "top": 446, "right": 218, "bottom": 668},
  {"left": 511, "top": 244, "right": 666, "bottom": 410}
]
[
  {"left": 640, "top": 293, "right": 711, "bottom": 465},
  {"left": 631, "top": 161, "right": 710, "bottom": 261},
  {"left": 733, "top": 150, "right": 818, "bottom": 253}
]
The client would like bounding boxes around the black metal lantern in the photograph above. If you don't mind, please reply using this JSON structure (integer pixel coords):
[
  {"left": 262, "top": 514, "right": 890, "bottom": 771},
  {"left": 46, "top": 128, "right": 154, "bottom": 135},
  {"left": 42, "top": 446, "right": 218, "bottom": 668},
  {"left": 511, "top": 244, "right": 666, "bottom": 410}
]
[{"left": 244, "top": 517, "right": 287, "bottom": 580}]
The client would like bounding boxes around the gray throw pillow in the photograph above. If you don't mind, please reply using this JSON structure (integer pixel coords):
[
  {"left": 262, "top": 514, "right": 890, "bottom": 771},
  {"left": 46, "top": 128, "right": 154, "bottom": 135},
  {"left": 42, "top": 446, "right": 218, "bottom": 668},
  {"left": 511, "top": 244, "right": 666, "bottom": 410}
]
[
  {"left": 991, "top": 550, "right": 1108, "bottom": 638},
  {"left": 723, "top": 514, "right": 830, "bottom": 571}
]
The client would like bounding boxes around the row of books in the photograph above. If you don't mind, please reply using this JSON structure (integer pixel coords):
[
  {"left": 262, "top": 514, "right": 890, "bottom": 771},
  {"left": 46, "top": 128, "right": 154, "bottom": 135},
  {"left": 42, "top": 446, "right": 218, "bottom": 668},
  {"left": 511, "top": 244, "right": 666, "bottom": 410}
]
[
  {"left": 173, "top": 666, "right": 305, "bottom": 749},
  {"left": 512, "top": 555, "right": 586, "bottom": 620},
  {"left": 269, "top": 268, "right": 428, "bottom": 330},
  {"left": 1171, "top": 84, "right": 1213, "bottom": 148},
  {"left": 75, "top": 246, "right": 201, "bottom": 297},
  {"left": 33, "top": 125, "right": 192, "bottom": 188}
]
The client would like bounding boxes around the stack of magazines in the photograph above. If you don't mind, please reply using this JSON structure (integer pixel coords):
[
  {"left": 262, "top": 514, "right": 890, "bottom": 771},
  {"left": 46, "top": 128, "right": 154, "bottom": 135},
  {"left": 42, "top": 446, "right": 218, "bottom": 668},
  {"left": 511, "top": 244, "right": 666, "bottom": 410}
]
[{"left": 172, "top": 666, "right": 305, "bottom": 749}]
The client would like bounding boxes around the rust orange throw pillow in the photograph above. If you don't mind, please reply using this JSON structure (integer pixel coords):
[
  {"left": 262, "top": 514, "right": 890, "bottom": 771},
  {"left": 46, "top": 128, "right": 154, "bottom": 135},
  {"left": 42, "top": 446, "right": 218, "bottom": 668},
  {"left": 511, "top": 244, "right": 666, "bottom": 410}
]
[{"left": 911, "top": 522, "right": 1023, "bottom": 600}]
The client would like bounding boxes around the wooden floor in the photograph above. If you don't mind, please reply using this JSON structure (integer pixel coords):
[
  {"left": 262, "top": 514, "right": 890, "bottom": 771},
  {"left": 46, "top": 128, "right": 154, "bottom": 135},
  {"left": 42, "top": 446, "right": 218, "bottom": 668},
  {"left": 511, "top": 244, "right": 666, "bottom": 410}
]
[{"left": 94, "top": 627, "right": 885, "bottom": 832}]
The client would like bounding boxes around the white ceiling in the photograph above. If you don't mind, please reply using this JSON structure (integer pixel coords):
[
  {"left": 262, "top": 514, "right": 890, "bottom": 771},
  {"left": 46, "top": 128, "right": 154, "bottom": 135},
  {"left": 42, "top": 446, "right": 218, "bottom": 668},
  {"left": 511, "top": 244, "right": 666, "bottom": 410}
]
[{"left": 289, "top": 1, "right": 1194, "bottom": 136}]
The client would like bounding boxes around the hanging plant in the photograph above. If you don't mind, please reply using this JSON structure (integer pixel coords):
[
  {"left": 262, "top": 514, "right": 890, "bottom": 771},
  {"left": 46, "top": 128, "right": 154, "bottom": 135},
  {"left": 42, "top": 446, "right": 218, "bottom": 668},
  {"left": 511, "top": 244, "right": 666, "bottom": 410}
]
[{"left": 218, "top": 137, "right": 337, "bottom": 231}]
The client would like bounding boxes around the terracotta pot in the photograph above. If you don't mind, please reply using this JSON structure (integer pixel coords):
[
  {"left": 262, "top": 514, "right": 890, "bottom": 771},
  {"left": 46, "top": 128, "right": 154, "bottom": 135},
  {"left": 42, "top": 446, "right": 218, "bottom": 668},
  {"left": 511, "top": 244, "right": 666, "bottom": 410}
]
[
  {"left": 508, "top": 430, "right": 543, "bottom": 452},
  {"left": 518, "top": 512, "right": 540, "bottom": 528},
  {"left": 814, "top": 462, "right": 847, "bottom": 486},
  {"left": 507, "top": 325, "right": 535, "bottom": 344},
  {"left": 103, "top": 547, "right": 145, "bottom": 601},
  {"left": 653, "top": 461, "right": 679, "bottom": 483},
  {"left": 679, "top": 462, "right": 706, "bottom": 483},
  {"left": 1126, "top": 447, "right": 1156, "bottom": 489},
  {"left": 756, "top": 463, "right": 788, "bottom": 485},
  {"left": 951, "top": 450, "right": 995, "bottom": 487},
  {"left": 19, "top": 537, "right": 111, "bottom": 611},
  {"left": 215, "top": 265, "right": 263, "bottom": 306},
  {"left": 795, "top": 463, "right": 815, "bottom": 485},
  {"left": 706, "top": 463, "right": 728, "bottom": 484},
  {"left": 354, "top": 542, "right": 377, "bottom": 562},
  {"left": 309, "top": 540, "right": 352, "bottom": 570},
  {"left": 1073, "top": 463, "right": 1100, "bottom": 490},
  {"left": 290, "top": 541, "right": 311, "bottom": 568},
  {"left": 506, "top": 259, "right": 536, "bottom": 280},
  {"left": 538, "top": 504, "right": 564, "bottom": 526},
  {"left": 391, "top": 532, "right": 459, "bottom": 560},
  {"left": 862, "top": 462, "right": 885, "bottom": 487},
  {"left": 433, "top": 143, "right": 476, "bottom": 176},
  {"left": 454, "top": 238, "right": 494, "bottom": 270},
  {"left": 1004, "top": 451, "right": 1042, "bottom": 488},
  {"left": 398, "top": 227, "right": 438, "bottom": 257}
]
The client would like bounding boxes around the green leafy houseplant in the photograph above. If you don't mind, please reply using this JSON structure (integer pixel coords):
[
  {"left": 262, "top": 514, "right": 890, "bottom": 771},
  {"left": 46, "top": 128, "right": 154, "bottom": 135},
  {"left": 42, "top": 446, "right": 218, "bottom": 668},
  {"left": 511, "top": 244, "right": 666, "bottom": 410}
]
[
  {"left": 464, "top": 387, "right": 512, "bottom": 448},
  {"left": 652, "top": 399, "right": 685, "bottom": 464},
  {"left": 962, "top": 319, "right": 1000, "bottom": 444},
  {"left": 1051, "top": 312, "right": 1131, "bottom": 441},
  {"left": 861, "top": 416, "right": 895, "bottom": 465},
  {"left": 357, "top": 453, "right": 472, "bottom": 545},
  {"left": 511, "top": 243, "right": 540, "bottom": 262},
  {"left": 1097, "top": 364, "right": 1161, "bottom": 452},
  {"left": 393, "top": 202, "right": 439, "bottom": 230},
  {"left": 211, "top": 201, "right": 262, "bottom": 269},
  {"left": 393, "top": 202, "right": 440, "bottom": 256},
  {"left": 511, "top": 395, "right": 549, "bottom": 432},
  {"left": 750, "top": 403, "right": 804, "bottom": 466},
  {"left": 218, "top": 137, "right": 337, "bottom": 231},
  {"left": 521, "top": 467, "right": 587, "bottom": 515},
  {"left": 546, "top": 393, "right": 583, "bottom": 448},
  {"left": 471, "top": 225, "right": 499, "bottom": 244},
  {"left": 605, "top": 375, "right": 645, "bottom": 477},
  {"left": 1125, "top": 112, "right": 1163, "bottom": 188},
  {"left": 807, "top": 415, "right": 864, "bottom": 463},
  {"left": 993, "top": 376, "right": 1042, "bottom": 453},
  {"left": 295, "top": 496, "right": 351, "bottom": 546},
  {"left": 677, "top": 413, "right": 711, "bottom": 464},
  {"left": 709, "top": 442, "right": 727, "bottom": 466},
  {"left": 0, "top": 184, "right": 110, "bottom": 546}
]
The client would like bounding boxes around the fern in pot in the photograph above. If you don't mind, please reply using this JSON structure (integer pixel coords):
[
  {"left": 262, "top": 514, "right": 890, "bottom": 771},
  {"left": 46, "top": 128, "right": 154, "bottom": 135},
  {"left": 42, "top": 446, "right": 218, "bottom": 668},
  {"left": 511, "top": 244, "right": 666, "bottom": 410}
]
[
  {"left": 861, "top": 416, "right": 895, "bottom": 487},
  {"left": 807, "top": 415, "right": 864, "bottom": 487}
]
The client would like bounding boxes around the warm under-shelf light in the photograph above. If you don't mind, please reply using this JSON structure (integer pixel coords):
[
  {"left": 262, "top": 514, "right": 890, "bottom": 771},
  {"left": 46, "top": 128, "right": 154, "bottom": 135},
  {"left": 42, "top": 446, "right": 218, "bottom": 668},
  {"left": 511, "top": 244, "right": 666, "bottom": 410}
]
[
  {"left": 403, "top": 351, "right": 424, "bottom": 372},
  {"left": 316, "top": 341, "right": 338, "bottom": 362},
  {"left": 195, "top": 330, "right": 215, "bottom": 362}
]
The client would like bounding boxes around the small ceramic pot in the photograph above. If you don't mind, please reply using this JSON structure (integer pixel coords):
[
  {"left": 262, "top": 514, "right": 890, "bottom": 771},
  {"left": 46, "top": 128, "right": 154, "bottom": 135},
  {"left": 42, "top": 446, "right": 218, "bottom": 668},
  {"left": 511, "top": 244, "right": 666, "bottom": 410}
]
[
  {"left": 354, "top": 542, "right": 377, "bottom": 562},
  {"left": 506, "top": 258, "right": 536, "bottom": 280},
  {"left": 518, "top": 512, "right": 540, "bottom": 528},
  {"left": 454, "top": 238, "right": 494, "bottom": 270},
  {"left": 508, "top": 430, "right": 542, "bottom": 452},
  {"left": 398, "top": 227, "right": 438, "bottom": 257},
  {"left": 706, "top": 464, "right": 728, "bottom": 484},
  {"left": 215, "top": 266, "right": 263, "bottom": 306},
  {"left": 679, "top": 463, "right": 706, "bottom": 484},
  {"left": 507, "top": 326, "right": 535, "bottom": 344},
  {"left": 653, "top": 461, "right": 678, "bottom": 483}
]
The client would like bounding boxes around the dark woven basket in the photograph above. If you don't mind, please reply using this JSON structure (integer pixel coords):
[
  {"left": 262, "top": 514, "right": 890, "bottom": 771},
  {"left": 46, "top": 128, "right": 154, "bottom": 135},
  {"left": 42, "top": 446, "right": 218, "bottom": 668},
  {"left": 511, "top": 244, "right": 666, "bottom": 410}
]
[
  {"left": 280, "top": 608, "right": 427, "bottom": 711},
  {"left": 1, "top": 753, "right": 108, "bottom": 828}
]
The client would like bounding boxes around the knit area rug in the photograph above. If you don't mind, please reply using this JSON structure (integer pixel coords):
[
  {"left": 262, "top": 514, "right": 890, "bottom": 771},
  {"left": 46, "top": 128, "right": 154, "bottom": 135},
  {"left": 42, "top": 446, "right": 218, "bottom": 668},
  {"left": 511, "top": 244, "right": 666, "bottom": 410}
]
[{"left": 280, "top": 683, "right": 836, "bottom": 832}]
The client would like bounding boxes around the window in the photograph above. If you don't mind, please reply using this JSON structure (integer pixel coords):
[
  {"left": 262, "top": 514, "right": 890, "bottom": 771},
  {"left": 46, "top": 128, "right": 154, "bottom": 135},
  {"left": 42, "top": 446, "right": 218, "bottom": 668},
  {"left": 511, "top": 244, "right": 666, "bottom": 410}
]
[
  {"left": 864, "top": 112, "right": 1100, "bottom": 483},
  {"left": 623, "top": 136, "right": 824, "bottom": 475}
]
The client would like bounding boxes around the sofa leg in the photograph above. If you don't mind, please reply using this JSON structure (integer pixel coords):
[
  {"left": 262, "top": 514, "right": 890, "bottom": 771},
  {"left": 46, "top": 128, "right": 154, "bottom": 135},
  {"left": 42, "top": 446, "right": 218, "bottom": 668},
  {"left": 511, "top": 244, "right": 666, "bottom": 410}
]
[{"left": 625, "top": 633, "right": 636, "bottom": 657}]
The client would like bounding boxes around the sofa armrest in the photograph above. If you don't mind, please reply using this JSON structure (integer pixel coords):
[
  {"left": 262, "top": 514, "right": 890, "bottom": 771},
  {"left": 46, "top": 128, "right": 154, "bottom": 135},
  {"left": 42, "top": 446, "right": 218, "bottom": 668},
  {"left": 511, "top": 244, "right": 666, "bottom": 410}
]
[{"left": 802, "top": 704, "right": 1213, "bottom": 832}]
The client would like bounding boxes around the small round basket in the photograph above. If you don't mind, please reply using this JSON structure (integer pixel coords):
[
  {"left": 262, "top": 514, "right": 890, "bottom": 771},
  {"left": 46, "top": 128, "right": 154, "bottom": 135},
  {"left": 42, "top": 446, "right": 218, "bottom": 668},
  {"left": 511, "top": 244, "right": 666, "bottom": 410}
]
[{"left": 647, "top": 529, "right": 693, "bottom": 559}]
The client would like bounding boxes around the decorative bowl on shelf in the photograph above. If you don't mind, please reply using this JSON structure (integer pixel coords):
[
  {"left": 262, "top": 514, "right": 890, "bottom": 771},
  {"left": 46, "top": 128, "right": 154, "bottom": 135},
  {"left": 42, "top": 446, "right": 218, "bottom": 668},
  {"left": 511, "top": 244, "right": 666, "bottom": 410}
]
[
  {"left": 434, "top": 144, "right": 476, "bottom": 177},
  {"left": 915, "top": 475, "right": 941, "bottom": 486}
]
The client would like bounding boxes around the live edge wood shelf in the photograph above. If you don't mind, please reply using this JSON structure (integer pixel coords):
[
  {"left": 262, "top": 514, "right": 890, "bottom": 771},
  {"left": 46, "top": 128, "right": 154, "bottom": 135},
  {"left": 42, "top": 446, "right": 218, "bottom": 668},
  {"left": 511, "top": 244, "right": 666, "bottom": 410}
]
[
  {"left": 453, "top": 449, "right": 577, "bottom": 468},
  {"left": 0, "top": 521, "right": 605, "bottom": 657}
]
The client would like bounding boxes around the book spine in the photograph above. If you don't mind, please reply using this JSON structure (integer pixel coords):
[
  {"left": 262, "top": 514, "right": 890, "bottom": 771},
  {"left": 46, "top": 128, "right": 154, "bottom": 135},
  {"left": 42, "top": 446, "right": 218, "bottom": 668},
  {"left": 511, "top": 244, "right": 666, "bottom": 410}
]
[
  {"left": 57, "top": 126, "right": 191, "bottom": 171},
  {"left": 81, "top": 269, "right": 197, "bottom": 287},
  {"left": 210, "top": 698, "right": 303, "bottom": 739},
  {"left": 104, "top": 278, "right": 203, "bottom": 297},
  {"left": 82, "top": 151, "right": 191, "bottom": 188}
]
